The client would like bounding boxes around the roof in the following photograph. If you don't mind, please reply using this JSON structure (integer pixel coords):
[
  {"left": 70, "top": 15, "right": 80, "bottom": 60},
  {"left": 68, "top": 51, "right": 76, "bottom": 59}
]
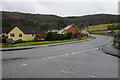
[
  {"left": 18, "top": 27, "right": 40, "bottom": 34},
  {"left": 64, "top": 25, "right": 73, "bottom": 30},
  {"left": 58, "top": 24, "right": 79, "bottom": 34},
  {"left": 5, "top": 26, "right": 40, "bottom": 34}
]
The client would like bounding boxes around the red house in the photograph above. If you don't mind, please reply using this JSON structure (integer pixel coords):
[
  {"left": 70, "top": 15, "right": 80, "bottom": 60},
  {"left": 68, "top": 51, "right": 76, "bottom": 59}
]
[{"left": 58, "top": 24, "right": 81, "bottom": 38}]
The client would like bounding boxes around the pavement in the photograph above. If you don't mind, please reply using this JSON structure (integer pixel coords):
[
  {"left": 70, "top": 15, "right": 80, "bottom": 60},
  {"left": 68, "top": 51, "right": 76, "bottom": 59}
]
[
  {"left": 2, "top": 35, "right": 118, "bottom": 78},
  {"left": 102, "top": 42, "right": 119, "bottom": 58}
]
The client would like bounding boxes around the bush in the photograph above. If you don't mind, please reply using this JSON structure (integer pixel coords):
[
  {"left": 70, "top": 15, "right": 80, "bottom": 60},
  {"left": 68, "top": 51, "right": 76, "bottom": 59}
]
[
  {"left": 45, "top": 32, "right": 54, "bottom": 41},
  {"left": 45, "top": 32, "right": 67, "bottom": 41},
  {"left": 59, "top": 34, "right": 67, "bottom": 40},
  {"left": 1, "top": 35, "right": 8, "bottom": 43},
  {"left": 66, "top": 32, "right": 73, "bottom": 39},
  {"left": 2, "top": 38, "right": 6, "bottom": 43}
]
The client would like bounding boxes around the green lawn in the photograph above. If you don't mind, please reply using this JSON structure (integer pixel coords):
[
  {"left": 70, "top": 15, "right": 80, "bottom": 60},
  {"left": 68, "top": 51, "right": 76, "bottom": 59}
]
[{"left": 2, "top": 36, "right": 94, "bottom": 48}]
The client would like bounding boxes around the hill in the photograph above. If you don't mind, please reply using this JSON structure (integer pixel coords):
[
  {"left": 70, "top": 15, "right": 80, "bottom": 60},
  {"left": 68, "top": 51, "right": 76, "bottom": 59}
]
[{"left": 2, "top": 11, "right": 119, "bottom": 34}]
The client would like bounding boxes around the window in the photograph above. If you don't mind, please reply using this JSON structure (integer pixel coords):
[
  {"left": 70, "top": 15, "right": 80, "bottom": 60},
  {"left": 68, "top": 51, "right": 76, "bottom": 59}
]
[
  {"left": 19, "top": 34, "right": 22, "bottom": 37},
  {"left": 10, "top": 33, "right": 15, "bottom": 37}
]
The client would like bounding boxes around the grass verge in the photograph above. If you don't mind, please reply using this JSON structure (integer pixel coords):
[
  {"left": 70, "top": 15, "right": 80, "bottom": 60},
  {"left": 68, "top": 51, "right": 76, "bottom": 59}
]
[{"left": 2, "top": 36, "right": 93, "bottom": 48}]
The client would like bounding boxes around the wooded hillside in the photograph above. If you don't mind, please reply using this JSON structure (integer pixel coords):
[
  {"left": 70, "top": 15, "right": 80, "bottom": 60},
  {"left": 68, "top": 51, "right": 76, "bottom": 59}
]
[{"left": 2, "top": 11, "right": 119, "bottom": 34}]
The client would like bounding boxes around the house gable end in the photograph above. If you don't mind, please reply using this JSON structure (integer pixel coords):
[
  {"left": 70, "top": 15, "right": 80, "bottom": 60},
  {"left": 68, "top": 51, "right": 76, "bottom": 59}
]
[
  {"left": 8, "top": 27, "right": 35, "bottom": 41},
  {"left": 8, "top": 27, "right": 24, "bottom": 34},
  {"left": 65, "top": 26, "right": 78, "bottom": 31},
  {"left": 58, "top": 24, "right": 80, "bottom": 34},
  {"left": 64, "top": 25, "right": 80, "bottom": 34}
]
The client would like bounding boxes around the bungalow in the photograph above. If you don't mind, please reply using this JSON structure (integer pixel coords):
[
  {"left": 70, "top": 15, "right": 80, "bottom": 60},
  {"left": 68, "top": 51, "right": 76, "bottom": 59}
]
[
  {"left": 81, "top": 30, "right": 90, "bottom": 37},
  {"left": 8, "top": 26, "right": 39, "bottom": 41},
  {"left": 58, "top": 24, "right": 81, "bottom": 38}
]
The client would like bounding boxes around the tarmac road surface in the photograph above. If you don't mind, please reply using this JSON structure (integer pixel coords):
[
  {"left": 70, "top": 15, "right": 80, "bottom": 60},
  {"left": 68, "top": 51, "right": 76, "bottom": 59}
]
[{"left": 2, "top": 35, "right": 118, "bottom": 78}]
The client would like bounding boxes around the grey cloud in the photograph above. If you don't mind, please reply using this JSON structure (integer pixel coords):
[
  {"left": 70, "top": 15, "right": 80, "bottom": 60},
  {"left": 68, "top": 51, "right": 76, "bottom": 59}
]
[
  {"left": 2, "top": 2, "right": 36, "bottom": 13},
  {"left": 2, "top": 2, "right": 118, "bottom": 17}
]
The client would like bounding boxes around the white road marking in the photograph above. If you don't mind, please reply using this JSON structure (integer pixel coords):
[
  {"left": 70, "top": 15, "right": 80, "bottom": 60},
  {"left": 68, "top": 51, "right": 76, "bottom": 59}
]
[
  {"left": 89, "top": 48, "right": 95, "bottom": 50},
  {"left": 47, "top": 56, "right": 56, "bottom": 59},
  {"left": 88, "top": 75, "right": 95, "bottom": 78},
  {"left": 11, "top": 64, "right": 18, "bottom": 68},
  {"left": 96, "top": 48, "right": 99, "bottom": 49},
  {"left": 72, "top": 53, "right": 76, "bottom": 54},
  {"left": 65, "top": 54, "right": 69, "bottom": 56},
  {"left": 21, "top": 64, "right": 27, "bottom": 66},
  {"left": 47, "top": 57, "right": 53, "bottom": 59},
  {"left": 99, "top": 47, "right": 103, "bottom": 50},
  {"left": 59, "top": 70, "right": 71, "bottom": 74},
  {"left": 40, "top": 47, "right": 99, "bottom": 61},
  {"left": 86, "top": 49, "right": 91, "bottom": 51},
  {"left": 42, "top": 58, "right": 46, "bottom": 60}
]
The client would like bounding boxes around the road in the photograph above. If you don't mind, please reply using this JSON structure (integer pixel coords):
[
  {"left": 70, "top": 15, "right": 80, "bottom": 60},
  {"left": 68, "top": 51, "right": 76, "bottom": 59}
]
[{"left": 2, "top": 35, "right": 118, "bottom": 78}]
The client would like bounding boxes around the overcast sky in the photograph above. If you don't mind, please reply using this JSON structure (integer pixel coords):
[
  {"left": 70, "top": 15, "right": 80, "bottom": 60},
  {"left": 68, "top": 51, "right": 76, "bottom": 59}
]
[{"left": 1, "top": 0, "right": 119, "bottom": 17}]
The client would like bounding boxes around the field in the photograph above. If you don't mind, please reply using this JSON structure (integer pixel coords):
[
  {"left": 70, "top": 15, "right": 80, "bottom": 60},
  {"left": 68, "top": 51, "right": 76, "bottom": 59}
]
[
  {"left": 92, "top": 30, "right": 120, "bottom": 34},
  {"left": 86, "top": 23, "right": 120, "bottom": 34},
  {"left": 87, "top": 24, "right": 108, "bottom": 31}
]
